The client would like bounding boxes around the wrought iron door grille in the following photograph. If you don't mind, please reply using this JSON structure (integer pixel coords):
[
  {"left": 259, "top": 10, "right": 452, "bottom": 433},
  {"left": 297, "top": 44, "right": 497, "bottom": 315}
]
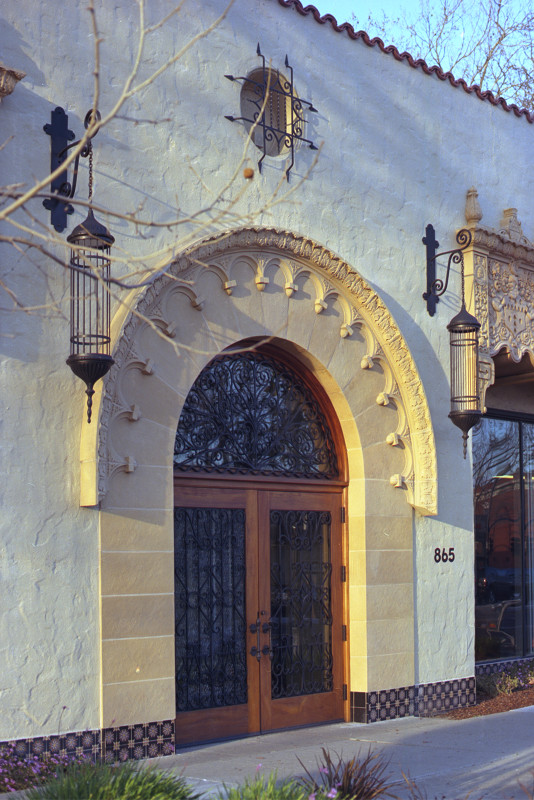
[
  {"left": 174, "top": 507, "right": 247, "bottom": 712},
  {"left": 174, "top": 352, "right": 338, "bottom": 478},
  {"left": 270, "top": 509, "right": 333, "bottom": 699},
  {"left": 225, "top": 44, "right": 318, "bottom": 180}
]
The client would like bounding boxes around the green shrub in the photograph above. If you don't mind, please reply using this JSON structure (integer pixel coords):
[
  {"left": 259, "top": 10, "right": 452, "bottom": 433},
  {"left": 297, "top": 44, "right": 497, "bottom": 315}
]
[
  {"left": 25, "top": 759, "right": 201, "bottom": 800},
  {"left": 476, "top": 660, "right": 534, "bottom": 698},
  {"left": 476, "top": 672, "right": 500, "bottom": 697},
  {"left": 217, "top": 771, "right": 305, "bottom": 800},
  {"left": 494, "top": 670, "right": 520, "bottom": 695},
  {"left": 298, "top": 747, "right": 396, "bottom": 799}
]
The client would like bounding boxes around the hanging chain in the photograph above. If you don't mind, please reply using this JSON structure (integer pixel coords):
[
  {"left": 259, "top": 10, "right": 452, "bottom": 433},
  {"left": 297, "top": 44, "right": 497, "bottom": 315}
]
[
  {"left": 88, "top": 143, "right": 93, "bottom": 202},
  {"left": 85, "top": 108, "right": 99, "bottom": 203},
  {"left": 460, "top": 251, "right": 465, "bottom": 307}
]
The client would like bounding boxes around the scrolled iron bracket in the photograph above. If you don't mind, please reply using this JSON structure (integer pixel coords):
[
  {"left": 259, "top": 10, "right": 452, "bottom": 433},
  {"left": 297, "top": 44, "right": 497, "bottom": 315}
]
[
  {"left": 422, "top": 225, "right": 472, "bottom": 316},
  {"left": 43, "top": 107, "right": 101, "bottom": 232}
]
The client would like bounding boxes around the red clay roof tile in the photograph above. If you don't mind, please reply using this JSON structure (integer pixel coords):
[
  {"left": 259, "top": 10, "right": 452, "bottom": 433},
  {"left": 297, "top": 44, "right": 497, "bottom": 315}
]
[{"left": 276, "top": 0, "right": 534, "bottom": 124}]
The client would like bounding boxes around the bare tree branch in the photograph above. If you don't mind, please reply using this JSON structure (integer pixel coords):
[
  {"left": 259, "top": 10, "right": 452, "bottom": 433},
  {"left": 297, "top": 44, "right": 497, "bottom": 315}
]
[
  {"left": 354, "top": 0, "right": 534, "bottom": 110},
  {"left": 0, "top": 0, "right": 318, "bottom": 322}
]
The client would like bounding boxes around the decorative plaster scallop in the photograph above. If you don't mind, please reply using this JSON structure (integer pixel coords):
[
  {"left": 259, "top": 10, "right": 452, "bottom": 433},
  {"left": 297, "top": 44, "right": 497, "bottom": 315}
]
[{"left": 91, "top": 228, "right": 437, "bottom": 515}]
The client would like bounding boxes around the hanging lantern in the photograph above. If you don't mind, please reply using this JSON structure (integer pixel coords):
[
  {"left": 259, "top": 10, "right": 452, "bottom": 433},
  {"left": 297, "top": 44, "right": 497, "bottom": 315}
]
[
  {"left": 423, "top": 225, "right": 481, "bottom": 458},
  {"left": 66, "top": 209, "right": 114, "bottom": 423},
  {"left": 447, "top": 303, "right": 481, "bottom": 458}
]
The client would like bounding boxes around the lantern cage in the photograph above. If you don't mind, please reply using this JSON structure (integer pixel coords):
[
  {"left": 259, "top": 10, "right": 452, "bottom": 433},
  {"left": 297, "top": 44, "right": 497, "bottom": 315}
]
[
  {"left": 66, "top": 208, "right": 115, "bottom": 423},
  {"left": 447, "top": 302, "right": 481, "bottom": 458}
]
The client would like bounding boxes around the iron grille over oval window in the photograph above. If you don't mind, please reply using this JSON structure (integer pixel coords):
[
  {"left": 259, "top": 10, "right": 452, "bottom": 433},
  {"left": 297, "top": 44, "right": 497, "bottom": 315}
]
[
  {"left": 225, "top": 44, "right": 318, "bottom": 180},
  {"left": 174, "top": 352, "right": 338, "bottom": 479},
  {"left": 241, "top": 67, "right": 289, "bottom": 159}
]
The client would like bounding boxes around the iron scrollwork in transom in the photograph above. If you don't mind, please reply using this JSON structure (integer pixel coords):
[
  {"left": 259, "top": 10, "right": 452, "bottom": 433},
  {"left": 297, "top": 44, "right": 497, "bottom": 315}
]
[{"left": 174, "top": 352, "right": 338, "bottom": 479}]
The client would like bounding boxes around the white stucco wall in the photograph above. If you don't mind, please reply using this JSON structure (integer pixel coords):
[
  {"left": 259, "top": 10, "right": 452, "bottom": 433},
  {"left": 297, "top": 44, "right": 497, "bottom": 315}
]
[
  {"left": 0, "top": 258, "right": 101, "bottom": 737},
  {"left": 1, "top": 0, "right": 533, "bottom": 737}
]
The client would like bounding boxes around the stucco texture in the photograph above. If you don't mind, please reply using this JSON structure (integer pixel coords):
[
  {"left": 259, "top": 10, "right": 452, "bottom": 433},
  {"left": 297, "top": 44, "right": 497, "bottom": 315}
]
[{"left": 2, "top": 0, "right": 531, "bottom": 737}]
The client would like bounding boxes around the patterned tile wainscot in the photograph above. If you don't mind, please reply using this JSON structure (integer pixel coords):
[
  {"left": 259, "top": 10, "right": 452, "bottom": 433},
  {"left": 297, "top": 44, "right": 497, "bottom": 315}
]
[
  {"left": 476, "top": 658, "right": 534, "bottom": 675},
  {"left": 351, "top": 678, "right": 476, "bottom": 723},
  {"left": 0, "top": 720, "right": 174, "bottom": 765}
]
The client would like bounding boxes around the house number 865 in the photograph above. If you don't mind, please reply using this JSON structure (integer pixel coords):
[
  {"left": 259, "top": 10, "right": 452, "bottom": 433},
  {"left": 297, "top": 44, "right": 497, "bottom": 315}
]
[{"left": 434, "top": 547, "right": 455, "bottom": 563}]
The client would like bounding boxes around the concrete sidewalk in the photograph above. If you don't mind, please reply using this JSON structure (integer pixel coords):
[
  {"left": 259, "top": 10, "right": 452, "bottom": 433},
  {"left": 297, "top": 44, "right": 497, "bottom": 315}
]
[{"left": 155, "top": 707, "right": 534, "bottom": 799}]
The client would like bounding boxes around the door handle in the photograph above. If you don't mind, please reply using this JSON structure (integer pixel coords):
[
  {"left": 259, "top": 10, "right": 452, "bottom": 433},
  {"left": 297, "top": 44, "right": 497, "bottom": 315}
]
[
  {"left": 250, "top": 614, "right": 261, "bottom": 661},
  {"left": 261, "top": 645, "right": 272, "bottom": 659},
  {"left": 250, "top": 614, "right": 273, "bottom": 661},
  {"left": 261, "top": 614, "right": 273, "bottom": 660}
]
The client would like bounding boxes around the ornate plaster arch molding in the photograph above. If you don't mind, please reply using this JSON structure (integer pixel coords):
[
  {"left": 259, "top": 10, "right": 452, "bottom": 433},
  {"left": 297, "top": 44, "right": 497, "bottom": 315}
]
[
  {"left": 87, "top": 227, "right": 437, "bottom": 515},
  {"left": 463, "top": 188, "right": 534, "bottom": 407}
]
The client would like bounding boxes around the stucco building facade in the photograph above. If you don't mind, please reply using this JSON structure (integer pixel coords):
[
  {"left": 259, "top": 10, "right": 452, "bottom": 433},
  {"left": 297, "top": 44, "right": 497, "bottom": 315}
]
[{"left": 1, "top": 0, "right": 534, "bottom": 760}]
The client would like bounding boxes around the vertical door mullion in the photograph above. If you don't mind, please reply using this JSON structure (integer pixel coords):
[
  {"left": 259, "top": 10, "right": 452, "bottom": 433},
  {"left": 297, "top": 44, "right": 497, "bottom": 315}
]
[
  {"left": 328, "top": 493, "right": 344, "bottom": 697},
  {"left": 257, "top": 491, "right": 272, "bottom": 732},
  {"left": 245, "top": 489, "right": 261, "bottom": 733}
]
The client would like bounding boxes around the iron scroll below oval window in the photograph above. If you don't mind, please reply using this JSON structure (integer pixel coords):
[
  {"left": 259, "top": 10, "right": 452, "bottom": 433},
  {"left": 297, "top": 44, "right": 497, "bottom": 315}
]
[{"left": 174, "top": 351, "right": 339, "bottom": 479}]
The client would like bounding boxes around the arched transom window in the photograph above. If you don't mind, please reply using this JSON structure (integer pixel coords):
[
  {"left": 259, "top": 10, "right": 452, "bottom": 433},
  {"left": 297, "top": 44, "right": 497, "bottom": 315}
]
[{"left": 174, "top": 351, "right": 338, "bottom": 479}]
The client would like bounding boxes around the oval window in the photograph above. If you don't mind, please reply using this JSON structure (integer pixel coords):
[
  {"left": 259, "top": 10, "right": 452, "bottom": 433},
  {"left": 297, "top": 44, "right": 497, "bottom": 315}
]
[{"left": 240, "top": 68, "right": 291, "bottom": 158}]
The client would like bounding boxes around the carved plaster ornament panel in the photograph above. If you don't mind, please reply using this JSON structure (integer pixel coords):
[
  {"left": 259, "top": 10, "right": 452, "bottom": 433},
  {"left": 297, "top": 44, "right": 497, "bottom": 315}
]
[
  {"left": 90, "top": 228, "right": 437, "bottom": 515},
  {"left": 464, "top": 188, "right": 534, "bottom": 408}
]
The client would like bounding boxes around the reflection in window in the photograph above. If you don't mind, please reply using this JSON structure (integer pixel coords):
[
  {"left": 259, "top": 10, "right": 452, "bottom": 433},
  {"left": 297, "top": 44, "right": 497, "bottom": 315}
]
[
  {"left": 473, "top": 416, "right": 534, "bottom": 661},
  {"left": 524, "top": 424, "right": 534, "bottom": 653}
]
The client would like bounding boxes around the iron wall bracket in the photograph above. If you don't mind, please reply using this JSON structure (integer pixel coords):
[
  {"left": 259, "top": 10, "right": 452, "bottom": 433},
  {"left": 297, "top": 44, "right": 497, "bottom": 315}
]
[
  {"left": 43, "top": 106, "right": 100, "bottom": 232},
  {"left": 422, "top": 224, "right": 472, "bottom": 316},
  {"left": 43, "top": 107, "right": 75, "bottom": 232}
]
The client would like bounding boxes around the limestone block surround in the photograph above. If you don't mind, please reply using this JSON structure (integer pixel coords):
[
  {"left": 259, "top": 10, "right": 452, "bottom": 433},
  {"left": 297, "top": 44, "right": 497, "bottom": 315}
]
[{"left": 82, "top": 228, "right": 437, "bottom": 728}]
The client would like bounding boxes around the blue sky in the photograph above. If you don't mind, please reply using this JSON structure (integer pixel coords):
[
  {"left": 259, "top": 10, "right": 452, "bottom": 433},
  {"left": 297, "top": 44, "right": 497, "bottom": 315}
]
[{"left": 308, "top": 0, "right": 417, "bottom": 26}]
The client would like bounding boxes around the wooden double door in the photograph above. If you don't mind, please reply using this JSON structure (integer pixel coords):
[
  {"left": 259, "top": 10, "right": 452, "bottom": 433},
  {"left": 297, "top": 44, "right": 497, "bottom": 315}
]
[{"left": 174, "top": 482, "right": 344, "bottom": 745}]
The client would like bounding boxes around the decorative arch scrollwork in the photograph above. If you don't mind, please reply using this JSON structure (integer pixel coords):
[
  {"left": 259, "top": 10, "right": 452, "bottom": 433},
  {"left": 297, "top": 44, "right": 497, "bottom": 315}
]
[{"left": 90, "top": 226, "right": 437, "bottom": 515}]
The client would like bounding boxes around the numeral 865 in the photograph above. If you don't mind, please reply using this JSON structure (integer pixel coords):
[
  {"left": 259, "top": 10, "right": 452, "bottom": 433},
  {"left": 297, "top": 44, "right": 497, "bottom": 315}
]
[{"left": 434, "top": 547, "right": 455, "bottom": 563}]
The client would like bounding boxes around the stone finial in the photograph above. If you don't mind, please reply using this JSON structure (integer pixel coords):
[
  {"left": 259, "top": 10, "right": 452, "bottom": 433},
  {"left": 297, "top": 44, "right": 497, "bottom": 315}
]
[
  {"left": 0, "top": 63, "right": 25, "bottom": 101},
  {"left": 465, "top": 187, "right": 483, "bottom": 225},
  {"left": 499, "top": 208, "right": 530, "bottom": 245}
]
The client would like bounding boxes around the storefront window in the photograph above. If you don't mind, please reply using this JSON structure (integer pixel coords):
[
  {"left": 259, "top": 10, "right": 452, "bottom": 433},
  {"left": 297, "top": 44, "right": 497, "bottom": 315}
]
[{"left": 473, "top": 415, "right": 534, "bottom": 661}]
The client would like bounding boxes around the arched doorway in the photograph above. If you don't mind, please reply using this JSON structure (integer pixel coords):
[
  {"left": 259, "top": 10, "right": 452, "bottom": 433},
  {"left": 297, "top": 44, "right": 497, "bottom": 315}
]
[
  {"left": 173, "top": 345, "right": 347, "bottom": 745},
  {"left": 94, "top": 227, "right": 436, "bottom": 737}
]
